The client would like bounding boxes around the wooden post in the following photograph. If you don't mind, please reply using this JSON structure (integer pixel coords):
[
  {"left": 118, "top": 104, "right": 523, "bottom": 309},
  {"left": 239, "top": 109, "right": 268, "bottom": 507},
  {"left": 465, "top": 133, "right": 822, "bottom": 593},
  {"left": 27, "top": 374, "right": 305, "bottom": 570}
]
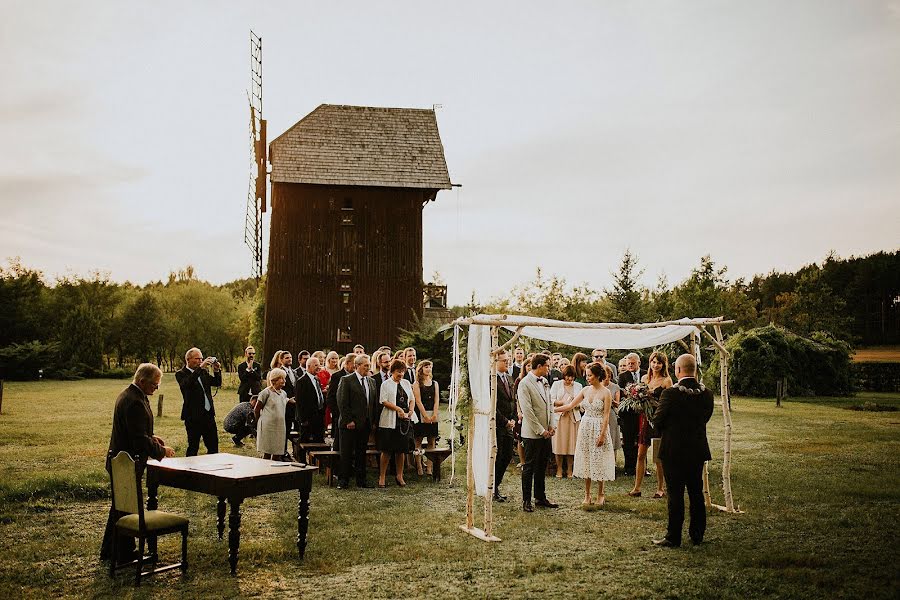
[
  {"left": 465, "top": 405, "right": 475, "bottom": 530},
  {"left": 0, "top": 379, "right": 3, "bottom": 414},
  {"left": 484, "top": 326, "right": 499, "bottom": 538},
  {"left": 775, "top": 380, "right": 782, "bottom": 407},
  {"left": 702, "top": 462, "right": 711, "bottom": 508},
  {"left": 714, "top": 325, "right": 736, "bottom": 513},
  {"left": 157, "top": 394, "right": 164, "bottom": 418}
]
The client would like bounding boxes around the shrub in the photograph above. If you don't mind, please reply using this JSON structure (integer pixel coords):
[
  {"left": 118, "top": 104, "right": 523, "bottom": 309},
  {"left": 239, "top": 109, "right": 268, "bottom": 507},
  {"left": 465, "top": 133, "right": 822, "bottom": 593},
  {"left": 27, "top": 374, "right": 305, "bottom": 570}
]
[
  {"left": 0, "top": 341, "right": 60, "bottom": 380},
  {"left": 705, "top": 325, "right": 853, "bottom": 397},
  {"left": 852, "top": 362, "right": 900, "bottom": 392}
]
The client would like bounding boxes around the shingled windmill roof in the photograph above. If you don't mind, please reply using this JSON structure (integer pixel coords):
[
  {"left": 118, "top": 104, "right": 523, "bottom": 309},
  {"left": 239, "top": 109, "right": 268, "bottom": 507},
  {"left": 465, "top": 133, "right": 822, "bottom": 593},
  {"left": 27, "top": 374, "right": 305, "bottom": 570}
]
[{"left": 269, "top": 104, "right": 452, "bottom": 190}]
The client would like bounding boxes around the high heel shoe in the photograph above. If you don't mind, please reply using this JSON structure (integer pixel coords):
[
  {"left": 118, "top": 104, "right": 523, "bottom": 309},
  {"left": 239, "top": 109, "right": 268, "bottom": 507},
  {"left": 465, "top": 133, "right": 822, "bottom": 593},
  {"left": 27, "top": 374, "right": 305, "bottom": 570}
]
[
  {"left": 395, "top": 478, "right": 406, "bottom": 488},
  {"left": 627, "top": 490, "right": 641, "bottom": 497}
]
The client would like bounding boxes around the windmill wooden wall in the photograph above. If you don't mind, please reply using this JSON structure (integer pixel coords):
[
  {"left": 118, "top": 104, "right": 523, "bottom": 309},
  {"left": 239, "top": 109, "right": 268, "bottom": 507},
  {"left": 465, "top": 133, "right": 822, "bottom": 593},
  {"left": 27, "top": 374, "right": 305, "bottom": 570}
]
[{"left": 263, "top": 182, "right": 433, "bottom": 356}]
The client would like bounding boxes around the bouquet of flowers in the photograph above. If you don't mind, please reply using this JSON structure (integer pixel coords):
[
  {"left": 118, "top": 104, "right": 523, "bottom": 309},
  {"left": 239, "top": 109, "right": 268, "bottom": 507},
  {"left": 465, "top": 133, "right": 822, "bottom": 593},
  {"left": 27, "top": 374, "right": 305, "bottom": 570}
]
[{"left": 620, "top": 382, "right": 658, "bottom": 421}]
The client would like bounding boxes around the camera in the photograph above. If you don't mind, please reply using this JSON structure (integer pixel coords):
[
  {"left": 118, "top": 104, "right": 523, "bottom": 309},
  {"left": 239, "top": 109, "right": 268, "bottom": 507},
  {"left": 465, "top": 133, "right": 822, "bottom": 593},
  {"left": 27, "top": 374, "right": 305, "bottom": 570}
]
[{"left": 208, "top": 357, "right": 218, "bottom": 365}]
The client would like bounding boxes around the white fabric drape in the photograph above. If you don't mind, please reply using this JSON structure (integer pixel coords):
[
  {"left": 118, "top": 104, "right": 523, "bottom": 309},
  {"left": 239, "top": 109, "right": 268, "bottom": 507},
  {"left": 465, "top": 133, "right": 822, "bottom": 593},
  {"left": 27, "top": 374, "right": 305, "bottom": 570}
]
[
  {"left": 494, "top": 315, "right": 705, "bottom": 349},
  {"left": 467, "top": 324, "right": 493, "bottom": 497}
]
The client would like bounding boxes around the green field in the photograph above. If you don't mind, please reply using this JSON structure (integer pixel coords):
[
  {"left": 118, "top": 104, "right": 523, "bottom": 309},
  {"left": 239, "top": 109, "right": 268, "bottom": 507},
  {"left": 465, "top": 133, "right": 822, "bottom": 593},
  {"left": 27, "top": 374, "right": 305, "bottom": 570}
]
[{"left": 0, "top": 376, "right": 898, "bottom": 599}]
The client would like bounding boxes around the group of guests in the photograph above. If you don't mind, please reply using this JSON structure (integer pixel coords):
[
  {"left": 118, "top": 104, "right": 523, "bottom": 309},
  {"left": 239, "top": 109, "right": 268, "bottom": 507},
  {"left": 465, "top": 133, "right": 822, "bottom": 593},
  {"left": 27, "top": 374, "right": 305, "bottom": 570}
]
[
  {"left": 227, "top": 344, "right": 441, "bottom": 489},
  {"left": 495, "top": 346, "right": 714, "bottom": 547}
]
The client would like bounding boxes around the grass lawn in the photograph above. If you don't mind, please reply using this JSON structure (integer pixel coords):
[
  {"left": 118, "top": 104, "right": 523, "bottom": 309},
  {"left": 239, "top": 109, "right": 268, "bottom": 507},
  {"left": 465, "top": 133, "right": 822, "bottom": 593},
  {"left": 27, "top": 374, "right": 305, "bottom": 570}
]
[
  {"left": 0, "top": 376, "right": 898, "bottom": 599},
  {"left": 853, "top": 346, "right": 900, "bottom": 363}
]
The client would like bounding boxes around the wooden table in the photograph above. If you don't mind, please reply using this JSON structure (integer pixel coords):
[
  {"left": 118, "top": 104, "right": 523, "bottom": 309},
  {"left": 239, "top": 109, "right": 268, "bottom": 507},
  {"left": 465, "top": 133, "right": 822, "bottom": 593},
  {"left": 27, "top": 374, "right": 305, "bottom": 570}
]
[{"left": 146, "top": 454, "right": 317, "bottom": 574}]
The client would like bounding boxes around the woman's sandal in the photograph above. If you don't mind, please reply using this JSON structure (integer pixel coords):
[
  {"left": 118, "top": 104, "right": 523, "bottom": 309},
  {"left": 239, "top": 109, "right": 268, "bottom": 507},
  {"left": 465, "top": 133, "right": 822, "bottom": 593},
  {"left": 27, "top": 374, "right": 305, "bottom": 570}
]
[
  {"left": 627, "top": 490, "right": 642, "bottom": 497},
  {"left": 653, "top": 491, "right": 666, "bottom": 499},
  {"left": 377, "top": 482, "right": 386, "bottom": 489},
  {"left": 395, "top": 478, "right": 407, "bottom": 488}
]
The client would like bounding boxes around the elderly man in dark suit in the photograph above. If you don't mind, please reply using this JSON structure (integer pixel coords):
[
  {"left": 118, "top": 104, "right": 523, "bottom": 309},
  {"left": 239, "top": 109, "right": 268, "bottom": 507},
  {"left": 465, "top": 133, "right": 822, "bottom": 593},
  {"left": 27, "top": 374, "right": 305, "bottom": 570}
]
[
  {"left": 617, "top": 352, "right": 646, "bottom": 476},
  {"left": 176, "top": 347, "right": 222, "bottom": 456},
  {"left": 652, "top": 353, "right": 714, "bottom": 547},
  {"left": 493, "top": 350, "right": 517, "bottom": 502},
  {"left": 296, "top": 357, "right": 326, "bottom": 443},
  {"left": 336, "top": 354, "right": 377, "bottom": 489},
  {"left": 100, "top": 363, "right": 175, "bottom": 564}
]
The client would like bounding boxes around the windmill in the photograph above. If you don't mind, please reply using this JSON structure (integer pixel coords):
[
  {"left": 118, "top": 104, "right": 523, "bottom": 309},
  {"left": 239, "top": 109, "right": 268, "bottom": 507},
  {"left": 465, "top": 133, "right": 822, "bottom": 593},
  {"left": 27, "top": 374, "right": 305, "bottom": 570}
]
[{"left": 244, "top": 30, "right": 266, "bottom": 281}]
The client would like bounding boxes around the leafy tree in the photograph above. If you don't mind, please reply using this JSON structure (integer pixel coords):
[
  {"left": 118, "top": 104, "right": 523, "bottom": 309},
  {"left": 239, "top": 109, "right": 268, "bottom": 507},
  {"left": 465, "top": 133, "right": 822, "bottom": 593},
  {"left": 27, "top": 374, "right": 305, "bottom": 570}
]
[
  {"left": 58, "top": 302, "right": 105, "bottom": 371},
  {"left": 121, "top": 292, "right": 167, "bottom": 363},
  {"left": 669, "top": 256, "right": 757, "bottom": 328},
  {"left": 607, "top": 249, "right": 647, "bottom": 323},
  {"left": 0, "top": 258, "right": 48, "bottom": 347}
]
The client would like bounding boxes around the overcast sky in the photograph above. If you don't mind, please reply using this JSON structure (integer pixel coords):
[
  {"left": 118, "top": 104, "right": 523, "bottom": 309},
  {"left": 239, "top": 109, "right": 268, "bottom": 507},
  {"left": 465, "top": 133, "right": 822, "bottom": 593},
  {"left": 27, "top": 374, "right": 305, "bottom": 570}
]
[{"left": 1, "top": 0, "right": 898, "bottom": 304}]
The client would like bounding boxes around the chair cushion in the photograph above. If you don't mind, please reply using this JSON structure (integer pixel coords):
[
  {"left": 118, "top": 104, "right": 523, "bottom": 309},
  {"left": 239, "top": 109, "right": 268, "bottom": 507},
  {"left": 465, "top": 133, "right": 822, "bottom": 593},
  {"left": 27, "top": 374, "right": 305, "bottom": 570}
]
[{"left": 116, "top": 510, "right": 189, "bottom": 534}]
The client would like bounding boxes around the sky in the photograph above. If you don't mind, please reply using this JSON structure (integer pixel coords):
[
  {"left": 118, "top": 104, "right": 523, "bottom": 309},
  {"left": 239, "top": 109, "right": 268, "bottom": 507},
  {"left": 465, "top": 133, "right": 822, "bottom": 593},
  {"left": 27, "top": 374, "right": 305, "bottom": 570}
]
[{"left": 1, "top": 0, "right": 898, "bottom": 305}]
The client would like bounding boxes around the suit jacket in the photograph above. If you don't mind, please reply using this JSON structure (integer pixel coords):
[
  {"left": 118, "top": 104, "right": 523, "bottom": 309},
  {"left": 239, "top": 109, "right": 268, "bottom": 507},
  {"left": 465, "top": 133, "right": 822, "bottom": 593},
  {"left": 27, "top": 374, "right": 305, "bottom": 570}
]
[
  {"left": 603, "top": 360, "right": 618, "bottom": 381},
  {"left": 517, "top": 372, "right": 552, "bottom": 439},
  {"left": 108, "top": 383, "right": 166, "bottom": 467},
  {"left": 337, "top": 372, "right": 376, "bottom": 429},
  {"left": 403, "top": 367, "right": 416, "bottom": 384},
  {"left": 296, "top": 371, "right": 325, "bottom": 428},
  {"left": 511, "top": 363, "right": 523, "bottom": 381},
  {"left": 653, "top": 377, "right": 714, "bottom": 465},
  {"left": 327, "top": 368, "right": 354, "bottom": 421},
  {"left": 176, "top": 366, "right": 220, "bottom": 421},
  {"left": 237, "top": 361, "right": 262, "bottom": 401},
  {"left": 547, "top": 368, "right": 563, "bottom": 388},
  {"left": 282, "top": 367, "right": 297, "bottom": 400},
  {"left": 495, "top": 372, "right": 516, "bottom": 438}
]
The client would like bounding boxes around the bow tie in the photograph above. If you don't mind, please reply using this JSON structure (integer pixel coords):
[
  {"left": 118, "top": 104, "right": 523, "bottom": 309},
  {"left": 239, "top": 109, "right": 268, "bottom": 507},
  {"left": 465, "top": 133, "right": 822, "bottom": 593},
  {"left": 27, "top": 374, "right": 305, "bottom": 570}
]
[{"left": 536, "top": 377, "right": 545, "bottom": 383}]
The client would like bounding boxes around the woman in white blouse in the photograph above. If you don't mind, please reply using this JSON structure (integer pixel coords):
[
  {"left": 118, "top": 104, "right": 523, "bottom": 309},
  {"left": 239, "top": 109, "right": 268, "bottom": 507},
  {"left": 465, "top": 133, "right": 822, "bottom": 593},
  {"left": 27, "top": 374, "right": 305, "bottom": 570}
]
[
  {"left": 377, "top": 360, "right": 417, "bottom": 487},
  {"left": 550, "top": 365, "right": 583, "bottom": 478}
]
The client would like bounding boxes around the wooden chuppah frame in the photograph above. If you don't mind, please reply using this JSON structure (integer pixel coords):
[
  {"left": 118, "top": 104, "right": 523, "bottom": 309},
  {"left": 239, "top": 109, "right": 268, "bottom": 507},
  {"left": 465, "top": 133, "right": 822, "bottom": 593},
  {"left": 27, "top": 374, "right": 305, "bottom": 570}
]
[{"left": 453, "top": 315, "right": 742, "bottom": 543}]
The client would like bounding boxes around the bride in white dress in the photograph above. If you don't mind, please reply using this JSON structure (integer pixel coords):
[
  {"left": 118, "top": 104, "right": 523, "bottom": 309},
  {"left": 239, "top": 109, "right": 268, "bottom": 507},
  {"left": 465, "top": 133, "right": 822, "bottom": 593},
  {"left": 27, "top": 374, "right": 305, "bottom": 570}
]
[{"left": 554, "top": 362, "right": 616, "bottom": 507}]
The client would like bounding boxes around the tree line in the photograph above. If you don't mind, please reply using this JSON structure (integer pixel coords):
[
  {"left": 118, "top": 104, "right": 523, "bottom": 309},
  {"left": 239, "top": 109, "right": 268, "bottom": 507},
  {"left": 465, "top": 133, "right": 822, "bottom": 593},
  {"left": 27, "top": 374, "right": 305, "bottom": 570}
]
[
  {"left": 0, "top": 249, "right": 896, "bottom": 380},
  {"left": 0, "top": 261, "right": 257, "bottom": 379},
  {"left": 474, "top": 249, "right": 899, "bottom": 348}
]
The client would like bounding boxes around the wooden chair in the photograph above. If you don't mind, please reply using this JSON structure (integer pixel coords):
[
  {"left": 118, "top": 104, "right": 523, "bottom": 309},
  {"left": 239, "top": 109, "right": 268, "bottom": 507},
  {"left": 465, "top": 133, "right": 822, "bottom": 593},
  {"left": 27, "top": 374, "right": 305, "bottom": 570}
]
[{"left": 108, "top": 451, "right": 189, "bottom": 585}]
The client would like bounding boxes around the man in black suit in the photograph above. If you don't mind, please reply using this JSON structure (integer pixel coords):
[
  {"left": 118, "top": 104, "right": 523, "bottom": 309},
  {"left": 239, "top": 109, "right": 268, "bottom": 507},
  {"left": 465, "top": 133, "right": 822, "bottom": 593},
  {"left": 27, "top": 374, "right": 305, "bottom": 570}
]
[
  {"left": 326, "top": 353, "right": 356, "bottom": 451},
  {"left": 403, "top": 347, "right": 417, "bottom": 384},
  {"left": 236, "top": 346, "right": 262, "bottom": 404},
  {"left": 547, "top": 352, "right": 563, "bottom": 387},
  {"left": 652, "top": 353, "right": 714, "bottom": 547},
  {"left": 372, "top": 350, "right": 391, "bottom": 393},
  {"left": 176, "top": 347, "right": 221, "bottom": 456},
  {"left": 101, "top": 363, "right": 175, "bottom": 563},
  {"left": 295, "top": 350, "right": 310, "bottom": 377},
  {"left": 493, "top": 351, "right": 517, "bottom": 502},
  {"left": 336, "top": 354, "right": 376, "bottom": 488},
  {"left": 510, "top": 347, "right": 525, "bottom": 381},
  {"left": 296, "top": 357, "right": 326, "bottom": 442},
  {"left": 617, "top": 352, "right": 645, "bottom": 476}
]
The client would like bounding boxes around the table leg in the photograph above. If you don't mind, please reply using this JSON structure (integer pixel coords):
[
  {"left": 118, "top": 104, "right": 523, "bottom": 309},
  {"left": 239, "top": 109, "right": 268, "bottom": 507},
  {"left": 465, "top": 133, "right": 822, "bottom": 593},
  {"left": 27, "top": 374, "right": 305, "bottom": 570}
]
[
  {"left": 433, "top": 457, "right": 441, "bottom": 482},
  {"left": 217, "top": 497, "right": 226, "bottom": 540},
  {"left": 297, "top": 488, "right": 310, "bottom": 559},
  {"left": 146, "top": 471, "right": 159, "bottom": 559},
  {"left": 228, "top": 498, "right": 242, "bottom": 574}
]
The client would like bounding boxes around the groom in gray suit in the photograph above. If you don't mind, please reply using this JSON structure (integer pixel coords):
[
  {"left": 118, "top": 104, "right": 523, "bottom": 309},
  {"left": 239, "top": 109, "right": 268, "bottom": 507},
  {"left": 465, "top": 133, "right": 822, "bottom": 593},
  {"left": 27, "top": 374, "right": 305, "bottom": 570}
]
[{"left": 517, "top": 354, "right": 559, "bottom": 512}]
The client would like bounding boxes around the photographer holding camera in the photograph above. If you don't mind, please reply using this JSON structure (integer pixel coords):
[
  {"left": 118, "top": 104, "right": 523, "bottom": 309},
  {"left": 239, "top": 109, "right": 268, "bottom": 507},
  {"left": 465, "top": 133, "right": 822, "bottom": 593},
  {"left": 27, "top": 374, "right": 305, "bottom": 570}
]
[{"left": 176, "top": 347, "right": 222, "bottom": 456}]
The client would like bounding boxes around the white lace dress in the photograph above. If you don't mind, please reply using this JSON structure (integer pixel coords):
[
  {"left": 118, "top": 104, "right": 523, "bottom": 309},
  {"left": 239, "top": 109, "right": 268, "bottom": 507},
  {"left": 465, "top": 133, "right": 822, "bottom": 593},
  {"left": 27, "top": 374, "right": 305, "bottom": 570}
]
[{"left": 572, "top": 387, "right": 616, "bottom": 481}]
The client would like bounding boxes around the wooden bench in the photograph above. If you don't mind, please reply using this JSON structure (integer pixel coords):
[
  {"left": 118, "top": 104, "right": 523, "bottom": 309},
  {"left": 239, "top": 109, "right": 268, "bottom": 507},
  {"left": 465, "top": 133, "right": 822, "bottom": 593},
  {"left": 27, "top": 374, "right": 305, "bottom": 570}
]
[{"left": 308, "top": 449, "right": 380, "bottom": 487}]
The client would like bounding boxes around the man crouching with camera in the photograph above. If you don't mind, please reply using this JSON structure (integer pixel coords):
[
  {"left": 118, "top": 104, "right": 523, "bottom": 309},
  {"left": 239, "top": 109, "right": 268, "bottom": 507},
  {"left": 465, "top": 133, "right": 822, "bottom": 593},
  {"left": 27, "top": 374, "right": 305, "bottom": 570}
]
[{"left": 176, "top": 347, "right": 221, "bottom": 456}]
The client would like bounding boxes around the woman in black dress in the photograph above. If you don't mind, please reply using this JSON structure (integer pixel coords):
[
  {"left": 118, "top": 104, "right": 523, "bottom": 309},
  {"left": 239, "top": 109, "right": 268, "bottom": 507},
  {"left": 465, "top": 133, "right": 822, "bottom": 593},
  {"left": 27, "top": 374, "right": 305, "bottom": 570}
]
[
  {"left": 376, "top": 360, "right": 416, "bottom": 487},
  {"left": 413, "top": 360, "right": 440, "bottom": 476}
]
